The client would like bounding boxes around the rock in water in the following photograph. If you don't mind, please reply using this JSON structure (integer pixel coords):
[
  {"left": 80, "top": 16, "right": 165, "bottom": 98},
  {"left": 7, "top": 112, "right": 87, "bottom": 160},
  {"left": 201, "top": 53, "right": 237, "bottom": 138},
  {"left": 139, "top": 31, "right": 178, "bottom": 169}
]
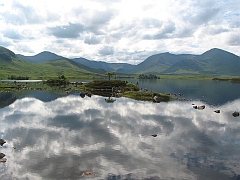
[
  {"left": 0, "top": 139, "right": 6, "bottom": 146},
  {"left": 232, "top": 111, "right": 240, "bottom": 117},
  {"left": 0, "top": 153, "right": 5, "bottom": 159},
  {"left": 0, "top": 158, "right": 7, "bottom": 163}
]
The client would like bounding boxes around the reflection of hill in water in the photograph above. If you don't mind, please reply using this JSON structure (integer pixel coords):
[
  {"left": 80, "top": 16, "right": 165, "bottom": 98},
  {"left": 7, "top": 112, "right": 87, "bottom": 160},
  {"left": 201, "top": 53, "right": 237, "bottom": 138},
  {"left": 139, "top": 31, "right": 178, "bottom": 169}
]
[
  {"left": 18, "top": 90, "right": 66, "bottom": 102},
  {"left": 0, "top": 92, "right": 17, "bottom": 108},
  {"left": 0, "top": 89, "right": 72, "bottom": 108}
]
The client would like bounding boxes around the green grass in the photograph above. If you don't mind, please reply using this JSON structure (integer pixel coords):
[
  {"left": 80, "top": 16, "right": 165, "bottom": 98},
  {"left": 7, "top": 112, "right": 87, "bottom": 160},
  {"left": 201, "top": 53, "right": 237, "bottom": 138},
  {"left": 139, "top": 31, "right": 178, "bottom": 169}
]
[
  {"left": 123, "top": 91, "right": 173, "bottom": 102},
  {"left": 0, "top": 58, "right": 105, "bottom": 80},
  {"left": 85, "top": 80, "right": 127, "bottom": 89},
  {"left": 80, "top": 79, "right": 174, "bottom": 102},
  {"left": 0, "top": 83, "right": 16, "bottom": 90}
]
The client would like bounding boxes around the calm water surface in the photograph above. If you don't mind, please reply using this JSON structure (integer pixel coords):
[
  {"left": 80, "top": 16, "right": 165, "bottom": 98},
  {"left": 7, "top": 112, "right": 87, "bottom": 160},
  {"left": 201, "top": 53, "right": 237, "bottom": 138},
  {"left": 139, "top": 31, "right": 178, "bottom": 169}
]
[
  {"left": 0, "top": 79, "right": 240, "bottom": 179},
  {"left": 132, "top": 79, "right": 240, "bottom": 106}
]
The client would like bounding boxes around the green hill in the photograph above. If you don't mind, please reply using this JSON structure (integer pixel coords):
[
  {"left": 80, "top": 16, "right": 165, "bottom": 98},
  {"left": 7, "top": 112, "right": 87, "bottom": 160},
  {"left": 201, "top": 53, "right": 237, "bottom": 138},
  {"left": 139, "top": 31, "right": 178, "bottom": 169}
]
[
  {"left": 0, "top": 46, "right": 105, "bottom": 79},
  {"left": 129, "top": 52, "right": 181, "bottom": 74},
  {"left": 17, "top": 51, "right": 63, "bottom": 63},
  {"left": 2, "top": 45, "right": 240, "bottom": 78},
  {"left": 128, "top": 48, "right": 240, "bottom": 76},
  {"left": 0, "top": 46, "right": 16, "bottom": 62},
  {"left": 161, "top": 48, "right": 240, "bottom": 76},
  {"left": 40, "top": 58, "right": 106, "bottom": 78}
]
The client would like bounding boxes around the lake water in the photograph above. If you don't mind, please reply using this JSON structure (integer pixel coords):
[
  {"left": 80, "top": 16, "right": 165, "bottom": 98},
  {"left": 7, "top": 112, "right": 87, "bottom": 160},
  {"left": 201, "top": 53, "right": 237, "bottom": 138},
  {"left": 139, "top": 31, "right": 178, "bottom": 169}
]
[{"left": 0, "top": 79, "right": 240, "bottom": 179}]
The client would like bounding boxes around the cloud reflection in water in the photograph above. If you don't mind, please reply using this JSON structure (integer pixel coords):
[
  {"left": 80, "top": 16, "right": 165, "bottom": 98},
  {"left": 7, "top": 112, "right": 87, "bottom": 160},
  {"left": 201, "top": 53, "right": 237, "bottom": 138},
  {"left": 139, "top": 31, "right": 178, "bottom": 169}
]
[{"left": 0, "top": 95, "right": 240, "bottom": 179}]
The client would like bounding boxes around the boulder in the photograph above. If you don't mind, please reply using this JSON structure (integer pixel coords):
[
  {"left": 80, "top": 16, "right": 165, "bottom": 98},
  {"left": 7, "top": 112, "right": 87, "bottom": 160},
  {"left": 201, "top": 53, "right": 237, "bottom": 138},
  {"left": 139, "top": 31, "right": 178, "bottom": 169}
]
[
  {"left": 0, "top": 139, "right": 6, "bottom": 146},
  {"left": 232, "top": 111, "right": 240, "bottom": 117}
]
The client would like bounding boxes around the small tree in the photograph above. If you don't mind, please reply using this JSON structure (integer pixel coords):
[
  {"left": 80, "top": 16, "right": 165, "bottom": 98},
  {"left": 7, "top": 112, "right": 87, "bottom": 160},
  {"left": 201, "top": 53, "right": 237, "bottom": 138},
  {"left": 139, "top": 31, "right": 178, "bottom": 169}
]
[
  {"left": 136, "top": 81, "right": 139, "bottom": 87},
  {"left": 105, "top": 72, "right": 115, "bottom": 80},
  {"left": 58, "top": 74, "right": 68, "bottom": 84},
  {"left": 59, "top": 74, "right": 66, "bottom": 81}
]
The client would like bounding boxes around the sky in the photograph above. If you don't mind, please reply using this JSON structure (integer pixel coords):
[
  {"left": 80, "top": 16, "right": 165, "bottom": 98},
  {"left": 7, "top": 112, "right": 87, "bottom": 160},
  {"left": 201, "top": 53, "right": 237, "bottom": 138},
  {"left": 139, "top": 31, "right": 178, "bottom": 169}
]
[{"left": 0, "top": 0, "right": 240, "bottom": 64}]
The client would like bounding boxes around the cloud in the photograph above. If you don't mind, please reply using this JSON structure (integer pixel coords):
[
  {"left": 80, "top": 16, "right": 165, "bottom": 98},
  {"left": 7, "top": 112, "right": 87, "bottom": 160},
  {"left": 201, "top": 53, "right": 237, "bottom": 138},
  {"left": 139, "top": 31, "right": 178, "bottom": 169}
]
[
  {"left": 70, "top": 7, "right": 117, "bottom": 36},
  {"left": 142, "top": 18, "right": 163, "bottom": 29},
  {"left": 204, "top": 26, "right": 229, "bottom": 35},
  {"left": 2, "top": 28, "right": 23, "bottom": 40},
  {"left": 187, "top": 7, "right": 220, "bottom": 26},
  {"left": 98, "top": 46, "right": 114, "bottom": 55},
  {"left": 143, "top": 21, "right": 176, "bottom": 40},
  {"left": 227, "top": 33, "right": 240, "bottom": 46},
  {"left": 177, "top": 27, "right": 195, "bottom": 38},
  {"left": 47, "top": 23, "right": 84, "bottom": 39},
  {"left": 11, "top": 43, "right": 35, "bottom": 54},
  {"left": 1, "top": 1, "right": 44, "bottom": 25},
  {"left": 180, "top": 0, "right": 221, "bottom": 26},
  {"left": 0, "top": 36, "right": 13, "bottom": 47},
  {"left": 84, "top": 34, "right": 101, "bottom": 45},
  {"left": 88, "top": 10, "right": 115, "bottom": 26}
]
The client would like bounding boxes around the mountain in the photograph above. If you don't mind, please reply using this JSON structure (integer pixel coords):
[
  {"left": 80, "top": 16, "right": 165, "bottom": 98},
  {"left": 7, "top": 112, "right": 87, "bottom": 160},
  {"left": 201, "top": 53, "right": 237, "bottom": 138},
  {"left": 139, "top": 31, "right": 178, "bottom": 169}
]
[
  {"left": 123, "top": 48, "right": 240, "bottom": 76},
  {"left": 160, "top": 48, "right": 240, "bottom": 76},
  {"left": 197, "top": 48, "right": 240, "bottom": 75},
  {"left": 0, "top": 46, "right": 17, "bottom": 62},
  {"left": 0, "top": 46, "right": 27, "bottom": 77},
  {"left": 17, "top": 51, "right": 63, "bottom": 63},
  {"left": 129, "top": 52, "right": 182, "bottom": 74},
  {"left": 72, "top": 58, "right": 134, "bottom": 74},
  {"left": 43, "top": 58, "right": 106, "bottom": 74}
]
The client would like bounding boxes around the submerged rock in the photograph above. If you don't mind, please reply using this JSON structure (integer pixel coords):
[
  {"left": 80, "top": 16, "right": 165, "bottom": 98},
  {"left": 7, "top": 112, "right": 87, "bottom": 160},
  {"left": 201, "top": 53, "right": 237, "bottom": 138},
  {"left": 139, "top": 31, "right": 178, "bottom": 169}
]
[
  {"left": 153, "top": 95, "right": 160, "bottom": 102},
  {"left": 80, "top": 92, "right": 86, "bottom": 98},
  {"left": 86, "top": 92, "right": 92, "bottom": 97},
  {"left": 232, "top": 111, "right": 240, "bottom": 117},
  {"left": 197, "top": 105, "right": 205, "bottom": 110},
  {"left": 0, "top": 153, "right": 5, "bottom": 159},
  {"left": 82, "top": 171, "right": 95, "bottom": 177},
  {"left": 0, "top": 158, "right": 7, "bottom": 163},
  {"left": 0, "top": 139, "right": 6, "bottom": 146},
  {"left": 105, "top": 97, "right": 116, "bottom": 103},
  {"left": 193, "top": 105, "right": 205, "bottom": 110}
]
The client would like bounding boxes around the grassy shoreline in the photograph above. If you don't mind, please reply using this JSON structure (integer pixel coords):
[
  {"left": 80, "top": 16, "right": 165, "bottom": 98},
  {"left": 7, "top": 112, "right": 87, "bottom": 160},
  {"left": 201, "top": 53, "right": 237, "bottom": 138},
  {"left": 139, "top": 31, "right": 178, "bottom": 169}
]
[{"left": 1, "top": 76, "right": 240, "bottom": 103}]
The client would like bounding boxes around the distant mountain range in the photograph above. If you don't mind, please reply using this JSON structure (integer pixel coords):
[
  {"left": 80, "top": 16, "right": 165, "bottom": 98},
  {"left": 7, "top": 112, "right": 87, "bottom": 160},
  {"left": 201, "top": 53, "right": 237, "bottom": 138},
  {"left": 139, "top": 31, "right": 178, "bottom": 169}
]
[
  {"left": 127, "top": 48, "right": 240, "bottom": 76},
  {"left": 71, "top": 57, "right": 135, "bottom": 74},
  {"left": 1, "top": 45, "right": 240, "bottom": 78}
]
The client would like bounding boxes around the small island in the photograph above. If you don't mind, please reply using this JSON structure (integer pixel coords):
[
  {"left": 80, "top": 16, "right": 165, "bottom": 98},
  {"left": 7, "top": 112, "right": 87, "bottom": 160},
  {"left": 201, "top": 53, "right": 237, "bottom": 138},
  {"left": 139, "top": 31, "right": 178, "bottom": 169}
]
[{"left": 80, "top": 79, "right": 174, "bottom": 102}]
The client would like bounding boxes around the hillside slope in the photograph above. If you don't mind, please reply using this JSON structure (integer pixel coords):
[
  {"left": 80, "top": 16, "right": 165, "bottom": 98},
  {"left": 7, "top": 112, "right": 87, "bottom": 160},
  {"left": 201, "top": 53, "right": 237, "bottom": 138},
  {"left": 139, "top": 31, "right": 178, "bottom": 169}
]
[
  {"left": 161, "top": 48, "right": 240, "bottom": 76},
  {"left": 17, "top": 51, "right": 63, "bottom": 63},
  {"left": 129, "top": 53, "right": 181, "bottom": 74},
  {"left": 0, "top": 46, "right": 17, "bottom": 62},
  {"left": 0, "top": 46, "right": 105, "bottom": 79},
  {"left": 130, "top": 48, "right": 240, "bottom": 76}
]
